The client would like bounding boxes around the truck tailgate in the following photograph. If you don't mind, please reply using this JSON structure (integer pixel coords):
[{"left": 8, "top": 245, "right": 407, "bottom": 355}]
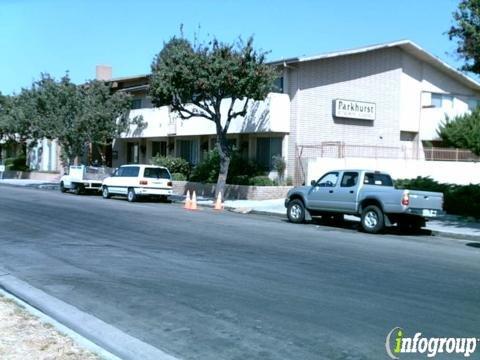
[{"left": 408, "top": 190, "right": 443, "bottom": 211}]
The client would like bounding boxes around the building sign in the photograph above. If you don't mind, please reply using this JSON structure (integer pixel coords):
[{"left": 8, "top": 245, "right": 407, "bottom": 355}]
[{"left": 333, "top": 99, "right": 376, "bottom": 120}]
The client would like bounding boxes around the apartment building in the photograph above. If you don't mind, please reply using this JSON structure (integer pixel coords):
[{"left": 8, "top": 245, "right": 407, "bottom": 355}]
[
  {"left": 109, "top": 40, "right": 480, "bottom": 181},
  {"left": 27, "top": 40, "right": 480, "bottom": 181}
]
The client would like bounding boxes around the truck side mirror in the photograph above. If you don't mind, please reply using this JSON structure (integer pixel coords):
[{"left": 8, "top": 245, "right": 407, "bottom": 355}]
[{"left": 310, "top": 180, "right": 316, "bottom": 186}]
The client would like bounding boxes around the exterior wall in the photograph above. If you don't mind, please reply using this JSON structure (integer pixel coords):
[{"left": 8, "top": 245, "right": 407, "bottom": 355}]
[
  {"left": 307, "top": 157, "right": 480, "bottom": 185},
  {"left": 28, "top": 139, "right": 60, "bottom": 172},
  {"left": 285, "top": 47, "right": 404, "bottom": 180},
  {"left": 400, "top": 52, "right": 480, "bottom": 141},
  {"left": 121, "top": 93, "right": 290, "bottom": 139}
]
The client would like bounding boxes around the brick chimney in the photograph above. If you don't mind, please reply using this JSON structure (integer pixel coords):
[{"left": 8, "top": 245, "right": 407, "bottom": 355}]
[{"left": 96, "top": 65, "right": 112, "bottom": 81}]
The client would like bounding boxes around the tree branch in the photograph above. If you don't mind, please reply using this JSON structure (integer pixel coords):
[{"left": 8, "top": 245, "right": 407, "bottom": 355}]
[{"left": 223, "top": 98, "right": 249, "bottom": 135}]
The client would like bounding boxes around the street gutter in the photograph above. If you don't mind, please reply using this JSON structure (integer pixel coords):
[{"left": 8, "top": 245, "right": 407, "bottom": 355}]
[{"left": 0, "top": 273, "right": 179, "bottom": 360}]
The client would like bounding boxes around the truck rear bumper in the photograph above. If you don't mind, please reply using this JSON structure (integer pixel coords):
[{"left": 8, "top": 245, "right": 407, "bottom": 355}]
[{"left": 405, "top": 208, "right": 445, "bottom": 217}]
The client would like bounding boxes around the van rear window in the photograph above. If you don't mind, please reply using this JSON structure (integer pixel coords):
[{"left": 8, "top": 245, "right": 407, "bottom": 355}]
[
  {"left": 143, "top": 167, "right": 171, "bottom": 179},
  {"left": 364, "top": 173, "right": 393, "bottom": 186}
]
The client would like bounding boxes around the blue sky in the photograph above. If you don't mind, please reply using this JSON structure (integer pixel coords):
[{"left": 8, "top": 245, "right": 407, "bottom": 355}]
[{"left": 0, "top": 0, "right": 466, "bottom": 95}]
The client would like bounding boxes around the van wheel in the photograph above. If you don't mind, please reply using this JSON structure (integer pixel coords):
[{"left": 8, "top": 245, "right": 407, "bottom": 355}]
[
  {"left": 361, "top": 205, "right": 384, "bottom": 234},
  {"left": 127, "top": 188, "right": 137, "bottom": 202},
  {"left": 287, "top": 199, "right": 305, "bottom": 223},
  {"left": 60, "top": 182, "right": 67, "bottom": 193},
  {"left": 102, "top": 186, "right": 110, "bottom": 199}
]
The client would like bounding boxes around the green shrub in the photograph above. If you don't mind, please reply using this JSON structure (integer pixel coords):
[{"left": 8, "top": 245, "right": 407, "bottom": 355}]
[
  {"left": 395, "top": 176, "right": 480, "bottom": 218},
  {"left": 250, "top": 176, "right": 276, "bottom": 186},
  {"left": 171, "top": 172, "right": 187, "bottom": 181},
  {"left": 272, "top": 155, "right": 286, "bottom": 179},
  {"left": 190, "top": 149, "right": 264, "bottom": 184},
  {"left": 4, "top": 155, "right": 28, "bottom": 171},
  {"left": 151, "top": 155, "right": 190, "bottom": 177}
]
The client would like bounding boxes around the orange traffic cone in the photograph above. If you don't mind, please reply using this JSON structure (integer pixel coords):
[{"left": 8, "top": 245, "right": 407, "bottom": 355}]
[
  {"left": 184, "top": 190, "right": 191, "bottom": 209},
  {"left": 214, "top": 192, "right": 223, "bottom": 210},
  {"left": 191, "top": 191, "right": 198, "bottom": 210}
]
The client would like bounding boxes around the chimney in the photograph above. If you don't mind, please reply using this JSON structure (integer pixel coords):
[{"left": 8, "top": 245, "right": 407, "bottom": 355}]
[{"left": 96, "top": 65, "right": 112, "bottom": 81}]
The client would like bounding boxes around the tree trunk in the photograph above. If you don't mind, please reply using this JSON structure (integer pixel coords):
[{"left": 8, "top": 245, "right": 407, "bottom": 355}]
[{"left": 215, "top": 131, "right": 230, "bottom": 198}]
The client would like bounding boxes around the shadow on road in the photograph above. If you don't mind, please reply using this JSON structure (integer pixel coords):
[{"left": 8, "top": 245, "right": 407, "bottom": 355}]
[
  {"left": 280, "top": 217, "right": 433, "bottom": 237},
  {"left": 466, "top": 242, "right": 480, "bottom": 249}
]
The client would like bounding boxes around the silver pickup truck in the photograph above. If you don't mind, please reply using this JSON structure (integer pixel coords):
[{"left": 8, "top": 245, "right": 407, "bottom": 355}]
[{"left": 285, "top": 170, "right": 444, "bottom": 234}]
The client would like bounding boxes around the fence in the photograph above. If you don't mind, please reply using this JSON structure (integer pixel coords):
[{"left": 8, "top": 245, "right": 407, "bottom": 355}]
[{"left": 294, "top": 142, "right": 479, "bottom": 185}]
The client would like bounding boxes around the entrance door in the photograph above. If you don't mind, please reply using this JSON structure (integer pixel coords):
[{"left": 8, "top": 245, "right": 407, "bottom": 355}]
[{"left": 127, "top": 142, "right": 139, "bottom": 164}]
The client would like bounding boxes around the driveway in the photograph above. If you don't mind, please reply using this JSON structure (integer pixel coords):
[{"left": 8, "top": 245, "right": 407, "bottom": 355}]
[{"left": 0, "top": 185, "right": 479, "bottom": 359}]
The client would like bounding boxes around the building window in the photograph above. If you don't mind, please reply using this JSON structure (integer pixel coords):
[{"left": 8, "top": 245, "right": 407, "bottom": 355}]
[
  {"left": 256, "top": 137, "right": 282, "bottom": 170},
  {"left": 431, "top": 93, "right": 453, "bottom": 109},
  {"left": 210, "top": 138, "right": 238, "bottom": 151},
  {"left": 131, "top": 98, "right": 142, "bottom": 109},
  {"left": 468, "top": 98, "right": 479, "bottom": 111},
  {"left": 273, "top": 76, "right": 284, "bottom": 93},
  {"left": 400, "top": 131, "right": 418, "bottom": 141},
  {"left": 177, "top": 139, "right": 199, "bottom": 164},
  {"left": 127, "top": 142, "right": 139, "bottom": 164},
  {"left": 151, "top": 141, "right": 167, "bottom": 157}
]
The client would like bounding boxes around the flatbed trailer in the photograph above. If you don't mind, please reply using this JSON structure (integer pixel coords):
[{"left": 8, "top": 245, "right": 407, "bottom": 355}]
[{"left": 60, "top": 165, "right": 113, "bottom": 195}]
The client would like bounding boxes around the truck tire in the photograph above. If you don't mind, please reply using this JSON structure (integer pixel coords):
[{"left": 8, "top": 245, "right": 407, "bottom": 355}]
[
  {"left": 127, "top": 188, "right": 137, "bottom": 203},
  {"left": 361, "top": 205, "right": 385, "bottom": 234},
  {"left": 287, "top": 199, "right": 306, "bottom": 223},
  {"left": 102, "top": 186, "right": 111, "bottom": 199},
  {"left": 60, "top": 181, "right": 67, "bottom": 193},
  {"left": 73, "top": 184, "right": 84, "bottom": 195}
]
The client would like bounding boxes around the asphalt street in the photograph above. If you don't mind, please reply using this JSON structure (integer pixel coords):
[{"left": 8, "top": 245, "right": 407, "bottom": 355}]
[{"left": 0, "top": 185, "right": 479, "bottom": 359}]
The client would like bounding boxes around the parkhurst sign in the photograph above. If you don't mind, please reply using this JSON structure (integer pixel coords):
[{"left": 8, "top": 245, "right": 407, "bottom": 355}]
[{"left": 334, "top": 99, "right": 376, "bottom": 121}]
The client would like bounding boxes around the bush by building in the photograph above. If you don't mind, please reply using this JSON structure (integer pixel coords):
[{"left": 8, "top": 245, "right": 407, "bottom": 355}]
[
  {"left": 151, "top": 155, "right": 191, "bottom": 178},
  {"left": 189, "top": 149, "right": 265, "bottom": 185}
]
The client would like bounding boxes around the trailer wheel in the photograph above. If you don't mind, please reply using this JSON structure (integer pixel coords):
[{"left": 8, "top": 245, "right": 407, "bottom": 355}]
[{"left": 73, "top": 184, "right": 84, "bottom": 195}]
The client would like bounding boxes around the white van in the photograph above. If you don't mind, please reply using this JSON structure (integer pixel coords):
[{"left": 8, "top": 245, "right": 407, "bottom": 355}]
[{"left": 102, "top": 164, "right": 173, "bottom": 202}]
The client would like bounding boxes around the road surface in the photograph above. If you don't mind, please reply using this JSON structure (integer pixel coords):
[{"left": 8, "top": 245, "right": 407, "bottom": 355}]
[{"left": 0, "top": 185, "right": 479, "bottom": 359}]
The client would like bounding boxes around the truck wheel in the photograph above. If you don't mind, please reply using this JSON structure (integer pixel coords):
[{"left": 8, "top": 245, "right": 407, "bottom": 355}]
[
  {"left": 60, "top": 181, "right": 67, "bottom": 193},
  {"left": 127, "top": 188, "right": 137, "bottom": 203},
  {"left": 287, "top": 199, "right": 305, "bottom": 223},
  {"left": 73, "top": 184, "right": 84, "bottom": 195},
  {"left": 102, "top": 186, "right": 111, "bottom": 199},
  {"left": 361, "top": 205, "right": 385, "bottom": 234}
]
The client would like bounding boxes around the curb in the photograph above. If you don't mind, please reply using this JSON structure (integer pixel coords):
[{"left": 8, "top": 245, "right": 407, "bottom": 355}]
[
  {"left": 0, "top": 272, "right": 179, "bottom": 360},
  {"left": 428, "top": 230, "right": 480, "bottom": 242}
]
